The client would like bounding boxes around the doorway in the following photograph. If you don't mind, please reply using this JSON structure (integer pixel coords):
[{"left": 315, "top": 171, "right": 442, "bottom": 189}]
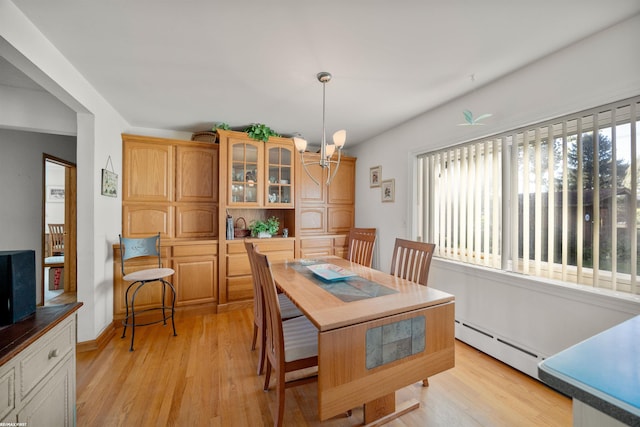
[{"left": 43, "top": 155, "right": 77, "bottom": 305}]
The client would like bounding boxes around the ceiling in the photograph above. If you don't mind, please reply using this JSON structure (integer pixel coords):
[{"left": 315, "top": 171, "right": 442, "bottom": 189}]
[{"left": 7, "top": 1, "right": 640, "bottom": 146}]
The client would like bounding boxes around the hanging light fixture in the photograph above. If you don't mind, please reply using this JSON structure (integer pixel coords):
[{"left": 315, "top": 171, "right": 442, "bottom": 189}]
[{"left": 293, "top": 72, "right": 346, "bottom": 186}]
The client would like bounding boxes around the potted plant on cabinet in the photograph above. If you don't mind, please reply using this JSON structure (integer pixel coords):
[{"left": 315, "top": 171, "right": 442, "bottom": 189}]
[{"left": 249, "top": 216, "right": 280, "bottom": 238}]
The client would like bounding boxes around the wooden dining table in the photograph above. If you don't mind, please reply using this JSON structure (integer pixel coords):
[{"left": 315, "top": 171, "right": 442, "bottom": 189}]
[{"left": 269, "top": 256, "right": 455, "bottom": 425}]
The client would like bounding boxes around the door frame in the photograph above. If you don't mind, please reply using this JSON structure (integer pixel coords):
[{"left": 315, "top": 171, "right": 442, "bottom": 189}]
[{"left": 42, "top": 155, "right": 77, "bottom": 301}]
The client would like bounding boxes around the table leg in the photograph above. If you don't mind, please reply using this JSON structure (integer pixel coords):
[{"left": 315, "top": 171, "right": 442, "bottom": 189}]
[{"left": 364, "top": 393, "right": 419, "bottom": 426}]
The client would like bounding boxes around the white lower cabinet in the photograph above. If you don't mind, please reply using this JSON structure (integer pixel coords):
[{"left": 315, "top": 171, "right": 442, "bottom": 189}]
[{"left": 1, "top": 314, "right": 77, "bottom": 426}]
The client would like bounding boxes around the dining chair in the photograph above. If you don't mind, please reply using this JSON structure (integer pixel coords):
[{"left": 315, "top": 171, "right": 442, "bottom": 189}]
[
  {"left": 48, "top": 223, "right": 65, "bottom": 256},
  {"left": 390, "top": 238, "right": 436, "bottom": 385},
  {"left": 251, "top": 244, "right": 318, "bottom": 427},
  {"left": 119, "top": 233, "right": 177, "bottom": 351},
  {"left": 390, "top": 238, "right": 436, "bottom": 287},
  {"left": 244, "top": 241, "right": 302, "bottom": 376},
  {"left": 346, "top": 227, "right": 377, "bottom": 267}
]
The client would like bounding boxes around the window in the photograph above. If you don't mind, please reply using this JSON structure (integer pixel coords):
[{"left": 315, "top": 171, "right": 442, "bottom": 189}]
[{"left": 417, "top": 96, "right": 640, "bottom": 294}]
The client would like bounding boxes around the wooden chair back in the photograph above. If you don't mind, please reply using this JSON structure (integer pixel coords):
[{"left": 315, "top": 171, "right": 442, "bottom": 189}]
[
  {"left": 245, "top": 241, "right": 264, "bottom": 334},
  {"left": 252, "top": 247, "right": 285, "bottom": 367},
  {"left": 48, "top": 223, "right": 65, "bottom": 256},
  {"left": 390, "top": 238, "right": 435, "bottom": 286},
  {"left": 346, "top": 227, "right": 377, "bottom": 267},
  {"left": 118, "top": 233, "right": 162, "bottom": 276}
]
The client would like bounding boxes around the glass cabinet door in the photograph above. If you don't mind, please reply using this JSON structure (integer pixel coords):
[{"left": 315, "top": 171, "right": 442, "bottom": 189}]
[
  {"left": 266, "top": 143, "right": 294, "bottom": 207},
  {"left": 229, "top": 141, "right": 261, "bottom": 205}
]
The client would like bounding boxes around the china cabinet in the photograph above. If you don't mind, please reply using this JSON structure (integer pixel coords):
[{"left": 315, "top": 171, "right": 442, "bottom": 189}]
[{"left": 220, "top": 130, "right": 295, "bottom": 209}]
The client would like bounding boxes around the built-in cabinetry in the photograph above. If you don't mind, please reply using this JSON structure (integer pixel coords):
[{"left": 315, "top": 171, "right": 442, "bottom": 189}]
[
  {"left": 0, "top": 303, "right": 81, "bottom": 426},
  {"left": 216, "top": 130, "right": 298, "bottom": 310},
  {"left": 112, "top": 240, "right": 218, "bottom": 320},
  {"left": 295, "top": 152, "right": 356, "bottom": 258},
  {"left": 122, "top": 134, "right": 218, "bottom": 238},
  {"left": 116, "top": 131, "right": 356, "bottom": 313},
  {"left": 224, "top": 238, "right": 294, "bottom": 302},
  {"left": 116, "top": 134, "right": 219, "bottom": 315}
]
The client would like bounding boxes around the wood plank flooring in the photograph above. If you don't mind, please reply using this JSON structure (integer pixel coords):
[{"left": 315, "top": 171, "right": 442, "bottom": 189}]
[{"left": 76, "top": 307, "right": 571, "bottom": 426}]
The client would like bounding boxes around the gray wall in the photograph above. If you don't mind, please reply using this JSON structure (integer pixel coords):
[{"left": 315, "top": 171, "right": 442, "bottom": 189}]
[{"left": 0, "top": 128, "right": 76, "bottom": 303}]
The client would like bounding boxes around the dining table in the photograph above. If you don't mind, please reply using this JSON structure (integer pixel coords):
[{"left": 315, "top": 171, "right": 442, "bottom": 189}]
[{"left": 269, "top": 256, "right": 455, "bottom": 424}]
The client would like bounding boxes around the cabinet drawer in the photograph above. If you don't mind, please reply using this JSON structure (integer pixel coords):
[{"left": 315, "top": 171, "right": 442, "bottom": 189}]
[
  {"left": 301, "top": 248, "right": 332, "bottom": 258},
  {"left": 172, "top": 243, "right": 217, "bottom": 257},
  {"left": 0, "top": 368, "right": 15, "bottom": 420},
  {"left": 19, "top": 316, "right": 74, "bottom": 399},
  {"left": 333, "top": 235, "right": 348, "bottom": 248},
  {"left": 227, "top": 253, "right": 251, "bottom": 276},
  {"left": 300, "top": 238, "right": 333, "bottom": 249},
  {"left": 265, "top": 251, "right": 294, "bottom": 263},
  {"left": 227, "top": 239, "right": 293, "bottom": 253}
]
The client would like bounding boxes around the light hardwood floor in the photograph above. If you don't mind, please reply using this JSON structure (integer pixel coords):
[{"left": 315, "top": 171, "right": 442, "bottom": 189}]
[{"left": 76, "top": 307, "right": 571, "bottom": 426}]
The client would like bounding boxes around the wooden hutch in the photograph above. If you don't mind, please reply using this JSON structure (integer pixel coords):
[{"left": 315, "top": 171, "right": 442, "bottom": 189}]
[{"left": 113, "top": 130, "right": 356, "bottom": 317}]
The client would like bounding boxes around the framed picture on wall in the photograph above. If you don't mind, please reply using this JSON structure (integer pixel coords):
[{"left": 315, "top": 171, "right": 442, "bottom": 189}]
[
  {"left": 370, "top": 165, "right": 382, "bottom": 188},
  {"left": 381, "top": 179, "right": 395, "bottom": 203},
  {"left": 101, "top": 168, "right": 118, "bottom": 197},
  {"left": 46, "top": 185, "right": 65, "bottom": 202}
]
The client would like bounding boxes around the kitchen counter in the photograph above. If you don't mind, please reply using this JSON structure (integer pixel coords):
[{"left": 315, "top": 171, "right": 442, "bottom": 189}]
[{"left": 538, "top": 315, "right": 640, "bottom": 426}]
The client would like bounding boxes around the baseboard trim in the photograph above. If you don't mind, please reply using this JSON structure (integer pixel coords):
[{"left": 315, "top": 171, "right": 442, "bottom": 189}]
[
  {"left": 77, "top": 323, "right": 116, "bottom": 353},
  {"left": 217, "top": 300, "right": 252, "bottom": 313}
]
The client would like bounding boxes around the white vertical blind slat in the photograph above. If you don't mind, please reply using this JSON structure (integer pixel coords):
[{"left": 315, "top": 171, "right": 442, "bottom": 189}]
[
  {"left": 493, "top": 139, "right": 501, "bottom": 269},
  {"left": 534, "top": 128, "right": 542, "bottom": 276},
  {"left": 547, "top": 125, "right": 555, "bottom": 279},
  {"left": 576, "top": 117, "right": 584, "bottom": 283},
  {"left": 611, "top": 108, "right": 618, "bottom": 290},
  {"left": 511, "top": 134, "right": 519, "bottom": 273}
]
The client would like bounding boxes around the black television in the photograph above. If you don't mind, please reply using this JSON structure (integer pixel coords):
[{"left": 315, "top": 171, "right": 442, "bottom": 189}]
[{"left": 0, "top": 250, "right": 36, "bottom": 325}]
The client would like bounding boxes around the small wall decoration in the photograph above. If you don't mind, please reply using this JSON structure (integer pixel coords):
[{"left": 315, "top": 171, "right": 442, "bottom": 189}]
[
  {"left": 381, "top": 179, "right": 395, "bottom": 203},
  {"left": 370, "top": 165, "right": 382, "bottom": 188},
  {"left": 101, "top": 156, "right": 118, "bottom": 197},
  {"left": 47, "top": 185, "right": 65, "bottom": 202}
]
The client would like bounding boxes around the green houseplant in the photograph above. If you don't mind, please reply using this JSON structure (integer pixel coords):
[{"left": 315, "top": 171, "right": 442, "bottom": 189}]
[
  {"left": 245, "top": 123, "right": 280, "bottom": 142},
  {"left": 249, "top": 216, "right": 280, "bottom": 238},
  {"left": 213, "top": 122, "right": 231, "bottom": 131}
]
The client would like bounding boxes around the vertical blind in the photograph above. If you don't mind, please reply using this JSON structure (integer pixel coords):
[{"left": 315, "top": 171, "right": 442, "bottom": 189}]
[{"left": 418, "top": 96, "right": 640, "bottom": 295}]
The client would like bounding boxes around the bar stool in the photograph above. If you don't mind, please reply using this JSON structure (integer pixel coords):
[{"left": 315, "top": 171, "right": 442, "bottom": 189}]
[{"left": 119, "top": 233, "right": 177, "bottom": 351}]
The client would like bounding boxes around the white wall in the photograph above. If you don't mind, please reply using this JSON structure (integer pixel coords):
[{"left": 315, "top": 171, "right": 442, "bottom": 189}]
[
  {"left": 352, "top": 14, "right": 640, "bottom": 376},
  {"left": 0, "top": 0, "right": 129, "bottom": 342}
]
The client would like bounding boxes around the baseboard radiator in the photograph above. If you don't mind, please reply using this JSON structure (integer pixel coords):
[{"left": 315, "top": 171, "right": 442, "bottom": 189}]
[{"left": 454, "top": 319, "right": 544, "bottom": 379}]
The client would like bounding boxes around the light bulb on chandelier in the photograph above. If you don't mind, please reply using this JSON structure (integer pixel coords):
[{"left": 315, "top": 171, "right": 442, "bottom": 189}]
[{"left": 293, "top": 72, "right": 346, "bottom": 186}]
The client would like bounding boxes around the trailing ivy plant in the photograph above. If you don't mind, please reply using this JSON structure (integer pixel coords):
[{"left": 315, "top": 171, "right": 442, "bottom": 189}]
[
  {"left": 213, "top": 122, "right": 231, "bottom": 131},
  {"left": 245, "top": 123, "right": 280, "bottom": 142}
]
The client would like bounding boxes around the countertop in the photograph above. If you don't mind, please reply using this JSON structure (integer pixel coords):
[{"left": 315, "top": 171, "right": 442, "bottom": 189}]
[
  {"left": 0, "top": 302, "right": 83, "bottom": 366},
  {"left": 538, "top": 315, "right": 640, "bottom": 426}
]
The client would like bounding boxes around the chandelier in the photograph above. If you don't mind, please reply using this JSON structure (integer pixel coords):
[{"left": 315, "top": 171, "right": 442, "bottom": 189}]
[{"left": 293, "top": 72, "right": 346, "bottom": 186}]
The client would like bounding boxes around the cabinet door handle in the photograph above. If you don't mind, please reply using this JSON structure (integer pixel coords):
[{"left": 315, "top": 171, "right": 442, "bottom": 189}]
[{"left": 48, "top": 348, "right": 59, "bottom": 359}]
